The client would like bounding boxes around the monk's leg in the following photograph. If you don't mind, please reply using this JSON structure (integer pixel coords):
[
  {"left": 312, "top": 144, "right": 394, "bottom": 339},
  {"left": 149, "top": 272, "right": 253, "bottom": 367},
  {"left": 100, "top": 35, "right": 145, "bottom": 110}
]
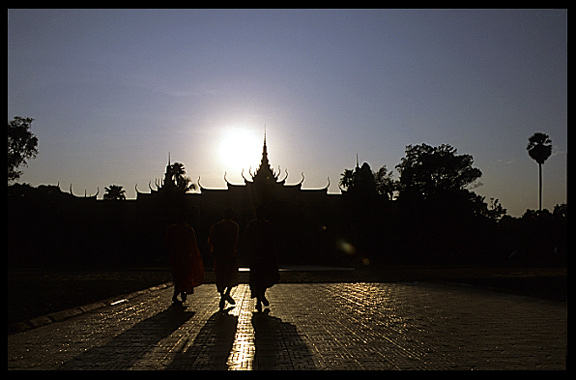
[{"left": 223, "top": 286, "right": 235, "bottom": 305}]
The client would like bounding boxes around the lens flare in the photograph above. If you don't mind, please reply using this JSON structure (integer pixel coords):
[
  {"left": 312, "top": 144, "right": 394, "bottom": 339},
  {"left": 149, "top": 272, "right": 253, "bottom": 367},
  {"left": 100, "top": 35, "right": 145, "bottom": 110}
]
[{"left": 337, "top": 239, "right": 356, "bottom": 255}]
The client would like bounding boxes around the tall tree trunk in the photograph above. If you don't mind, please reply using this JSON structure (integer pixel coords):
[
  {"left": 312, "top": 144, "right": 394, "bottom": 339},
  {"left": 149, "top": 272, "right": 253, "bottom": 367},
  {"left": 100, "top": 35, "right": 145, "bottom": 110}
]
[{"left": 538, "top": 162, "right": 543, "bottom": 211}]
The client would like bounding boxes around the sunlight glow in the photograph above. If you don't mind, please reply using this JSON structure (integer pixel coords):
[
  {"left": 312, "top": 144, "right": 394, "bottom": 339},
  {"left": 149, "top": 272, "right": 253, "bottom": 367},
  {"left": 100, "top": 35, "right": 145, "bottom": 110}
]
[{"left": 219, "top": 127, "right": 263, "bottom": 174}]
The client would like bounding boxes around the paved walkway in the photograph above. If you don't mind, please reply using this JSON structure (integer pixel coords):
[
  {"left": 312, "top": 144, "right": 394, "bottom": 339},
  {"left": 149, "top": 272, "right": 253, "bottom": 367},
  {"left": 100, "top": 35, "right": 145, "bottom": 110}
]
[{"left": 7, "top": 282, "right": 566, "bottom": 370}]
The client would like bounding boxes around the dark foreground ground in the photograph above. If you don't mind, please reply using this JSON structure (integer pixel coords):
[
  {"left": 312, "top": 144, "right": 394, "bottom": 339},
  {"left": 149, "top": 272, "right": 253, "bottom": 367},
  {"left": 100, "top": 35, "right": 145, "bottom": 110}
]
[
  {"left": 9, "top": 282, "right": 566, "bottom": 370},
  {"left": 7, "top": 265, "right": 566, "bottom": 327}
]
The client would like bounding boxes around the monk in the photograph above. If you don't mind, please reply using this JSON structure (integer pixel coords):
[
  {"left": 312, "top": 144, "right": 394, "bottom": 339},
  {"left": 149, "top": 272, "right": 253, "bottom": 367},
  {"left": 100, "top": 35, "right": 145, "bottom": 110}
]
[
  {"left": 247, "top": 205, "right": 280, "bottom": 312},
  {"left": 166, "top": 212, "right": 204, "bottom": 304},
  {"left": 208, "top": 208, "right": 240, "bottom": 310}
]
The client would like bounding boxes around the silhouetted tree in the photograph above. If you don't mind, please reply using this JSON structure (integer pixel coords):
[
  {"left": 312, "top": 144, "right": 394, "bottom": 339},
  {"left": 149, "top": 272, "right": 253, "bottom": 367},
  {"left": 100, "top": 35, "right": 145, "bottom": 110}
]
[
  {"left": 339, "top": 169, "right": 355, "bottom": 192},
  {"left": 527, "top": 132, "right": 552, "bottom": 211},
  {"left": 339, "top": 163, "right": 379, "bottom": 197},
  {"left": 461, "top": 192, "right": 507, "bottom": 221},
  {"left": 486, "top": 197, "right": 507, "bottom": 221},
  {"left": 553, "top": 203, "right": 567, "bottom": 219},
  {"left": 396, "top": 143, "right": 482, "bottom": 201},
  {"left": 502, "top": 204, "right": 567, "bottom": 265},
  {"left": 8, "top": 116, "right": 38, "bottom": 183},
  {"left": 353, "top": 162, "right": 377, "bottom": 197},
  {"left": 103, "top": 185, "right": 126, "bottom": 201},
  {"left": 170, "top": 162, "right": 196, "bottom": 193},
  {"left": 341, "top": 163, "right": 397, "bottom": 200},
  {"left": 373, "top": 165, "right": 397, "bottom": 200},
  {"left": 391, "top": 144, "right": 498, "bottom": 263},
  {"left": 337, "top": 162, "right": 382, "bottom": 264}
]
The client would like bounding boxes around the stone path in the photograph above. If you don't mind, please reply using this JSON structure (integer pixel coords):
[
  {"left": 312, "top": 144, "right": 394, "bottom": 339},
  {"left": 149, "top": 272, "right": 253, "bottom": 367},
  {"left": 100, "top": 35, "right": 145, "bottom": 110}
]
[{"left": 7, "top": 282, "right": 566, "bottom": 370}]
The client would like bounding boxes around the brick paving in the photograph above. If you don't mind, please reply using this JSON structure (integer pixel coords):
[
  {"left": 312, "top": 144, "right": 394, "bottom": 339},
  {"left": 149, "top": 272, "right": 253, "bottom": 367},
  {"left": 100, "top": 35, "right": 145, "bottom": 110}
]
[{"left": 7, "top": 282, "right": 566, "bottom": 370}]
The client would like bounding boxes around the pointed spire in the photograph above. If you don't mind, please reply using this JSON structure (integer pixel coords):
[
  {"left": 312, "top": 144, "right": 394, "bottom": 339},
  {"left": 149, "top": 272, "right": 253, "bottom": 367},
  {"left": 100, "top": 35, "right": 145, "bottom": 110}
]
[
  {"left": 251, "top": 124, "right": 279, "bottom": 182},
  {"left": 163, "top": 152, "right": 175, "bottom": 189},
  {"left": 262, "top": 124, "right": 268, "bottom": 157},
  {"left": 356, "top": 153, "right": 359, "bottom": 169},
  {"left": 261, "top": 125, "right": 269, "bottom": 165}
]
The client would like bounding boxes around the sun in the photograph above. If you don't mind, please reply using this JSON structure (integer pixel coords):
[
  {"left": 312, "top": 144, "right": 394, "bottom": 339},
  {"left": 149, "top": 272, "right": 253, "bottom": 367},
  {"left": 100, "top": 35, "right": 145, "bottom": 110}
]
[{"left": 219, "top": 127, "right": 262, "bottom": 172}]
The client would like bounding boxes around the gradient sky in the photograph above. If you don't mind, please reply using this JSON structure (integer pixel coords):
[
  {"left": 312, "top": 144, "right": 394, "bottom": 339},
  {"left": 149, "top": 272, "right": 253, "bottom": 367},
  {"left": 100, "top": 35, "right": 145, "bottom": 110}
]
[{"left": 8, "top": 9, "right": 567, "bottom": 216}]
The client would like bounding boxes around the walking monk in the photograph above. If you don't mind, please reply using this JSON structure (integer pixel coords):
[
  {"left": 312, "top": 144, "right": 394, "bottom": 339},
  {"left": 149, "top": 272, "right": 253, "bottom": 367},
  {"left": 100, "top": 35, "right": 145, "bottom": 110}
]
[
  {"left": 208, "top": 208, "right": 240, "bottom": 310},
  {"left": 247, "top": 205, "right": 280, "bottom": 312},
  {"left": 166, "top": 211, "right": 204, "bottom": 304}
]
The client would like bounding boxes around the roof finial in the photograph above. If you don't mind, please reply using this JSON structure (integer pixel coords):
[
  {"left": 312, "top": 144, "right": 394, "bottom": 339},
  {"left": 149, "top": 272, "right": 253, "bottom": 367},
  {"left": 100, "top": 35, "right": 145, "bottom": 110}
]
[
  {"left": 356, "top": 153, "right": 359, "bottom": 169},
  {"left": 261, "top": 124, "right": 269, "bottom": 160}
]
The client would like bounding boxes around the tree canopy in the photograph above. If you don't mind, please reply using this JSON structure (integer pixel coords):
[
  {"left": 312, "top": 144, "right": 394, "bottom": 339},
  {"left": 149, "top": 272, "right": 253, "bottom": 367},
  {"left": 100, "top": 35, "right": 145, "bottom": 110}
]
[
  {"left": 395, "top": 143, "right": 482, "bottom": 200},
  {"left": 169, "top": 162, "right": 196, "bottom": 193},
  {"left": 8, "top": 117, "right": 38, "bottom": 183},
  {"left": 527, "top": 132, "right": 552, "bottom": 165},
  {"left": 103, "top": 185, "right": 126, "bottom": 201}
]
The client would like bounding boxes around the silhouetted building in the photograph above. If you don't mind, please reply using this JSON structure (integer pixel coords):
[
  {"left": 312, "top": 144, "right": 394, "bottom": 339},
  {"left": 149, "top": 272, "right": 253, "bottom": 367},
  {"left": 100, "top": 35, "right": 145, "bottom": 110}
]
[
  {"left": 8, "top": 133, "right": 348, "bottom": 267},
  {"left": 134, "top": 132, "right": 341, "bottom": 265}
]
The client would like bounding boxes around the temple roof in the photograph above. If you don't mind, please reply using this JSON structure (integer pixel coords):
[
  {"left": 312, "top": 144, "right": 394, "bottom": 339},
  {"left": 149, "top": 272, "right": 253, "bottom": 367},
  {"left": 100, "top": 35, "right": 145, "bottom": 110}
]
[
  {"left": 245, "top": 129, "right": 283, "bottom": 184},
  {"left": 156, "top": 130, "right": 330, "bottom": 195}
]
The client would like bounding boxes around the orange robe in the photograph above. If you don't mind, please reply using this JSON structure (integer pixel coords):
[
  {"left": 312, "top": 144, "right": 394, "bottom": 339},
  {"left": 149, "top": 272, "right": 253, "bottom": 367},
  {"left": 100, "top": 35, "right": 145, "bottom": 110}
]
[
  {"left": 208, "top": 219, "right": 239, "bottom": 293},
  {"left": 166, "top": 223, "right": 204, "bottom": 293}
]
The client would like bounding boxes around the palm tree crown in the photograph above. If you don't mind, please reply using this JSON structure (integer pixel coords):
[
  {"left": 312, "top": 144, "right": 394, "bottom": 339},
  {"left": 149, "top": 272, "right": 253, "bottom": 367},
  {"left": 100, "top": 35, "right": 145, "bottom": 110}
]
[
  {"left": 171, "top": 162, "right": 196, "bottom": 192},
  {"left": 103, "top": 185, "right": 126, "bottom": 201},
  {"left": 527, "top": 132, "right": 552, "bottom": 211},
  {"left": 527, "top": 132, "right": 552, "bottom": 165}
]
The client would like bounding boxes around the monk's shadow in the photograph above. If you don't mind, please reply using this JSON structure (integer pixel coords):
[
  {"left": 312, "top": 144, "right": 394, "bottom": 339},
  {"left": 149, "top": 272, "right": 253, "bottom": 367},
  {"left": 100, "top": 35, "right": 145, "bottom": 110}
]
[
  {"left": 251, "top": 309, "right": 321, "bottom": 370},
  {"left": 60, "top": 303, "right": 194, "bottom": 370},
  {"left": 168, "top": 307, "right": 238, "bottom": 370}
]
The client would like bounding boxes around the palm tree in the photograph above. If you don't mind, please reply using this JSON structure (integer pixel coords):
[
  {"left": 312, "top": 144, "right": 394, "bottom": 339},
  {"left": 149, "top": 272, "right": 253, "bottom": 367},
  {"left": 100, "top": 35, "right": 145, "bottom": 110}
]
[
  {"left": 527, "top": 132, "right": 552, "bottom": 211},
  {"left": 170, "top": 162, "right": 186, "bottom": 181},
  {"left": 339, "top": 169, "right": 356, "bottom": 192},
  {"left": 373, "top": 165, "right": 397, "bottom": 201},
  {"left": 103, "top": 185, "right": 126, "bottom": 201},
  {"left": 170, "top": 162, "right": 196, "bottom": 193}
]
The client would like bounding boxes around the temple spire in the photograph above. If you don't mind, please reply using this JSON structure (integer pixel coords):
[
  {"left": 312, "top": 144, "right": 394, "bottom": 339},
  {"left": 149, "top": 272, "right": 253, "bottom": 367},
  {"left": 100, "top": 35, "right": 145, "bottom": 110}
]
[
  {"left": 163, "top": 152, "right": 175, "bottom": 189},
  {"left": 250, "top": 125, "right": 279, "bottom": 182},
  {"left": 261, "top": 128, "right": 269, "bottom": 170}
]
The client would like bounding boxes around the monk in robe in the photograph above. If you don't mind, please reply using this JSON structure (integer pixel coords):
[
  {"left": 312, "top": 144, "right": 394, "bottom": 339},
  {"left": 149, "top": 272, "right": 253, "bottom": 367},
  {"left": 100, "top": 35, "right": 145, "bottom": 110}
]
[
  {"left": 247, "top": 205, "right": 280, "bottom": 312},
  {"left": 166, "top": 214, "right": 204, "bottom": 304},
  {"left": 208, "top": 208, "right": 240, "bottom": 309}
]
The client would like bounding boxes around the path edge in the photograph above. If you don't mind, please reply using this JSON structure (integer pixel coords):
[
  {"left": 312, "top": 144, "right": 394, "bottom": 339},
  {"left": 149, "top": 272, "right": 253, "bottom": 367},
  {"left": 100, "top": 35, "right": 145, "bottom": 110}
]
[{"left": 8, "top": 282, "right": 173, "bottom": 335}]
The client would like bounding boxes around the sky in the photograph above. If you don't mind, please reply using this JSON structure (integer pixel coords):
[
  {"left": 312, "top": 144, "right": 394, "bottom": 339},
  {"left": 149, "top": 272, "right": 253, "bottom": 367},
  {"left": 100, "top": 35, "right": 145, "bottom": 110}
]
[{"left": 8, "top": 9, "right": 567, "bottom": 216}]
